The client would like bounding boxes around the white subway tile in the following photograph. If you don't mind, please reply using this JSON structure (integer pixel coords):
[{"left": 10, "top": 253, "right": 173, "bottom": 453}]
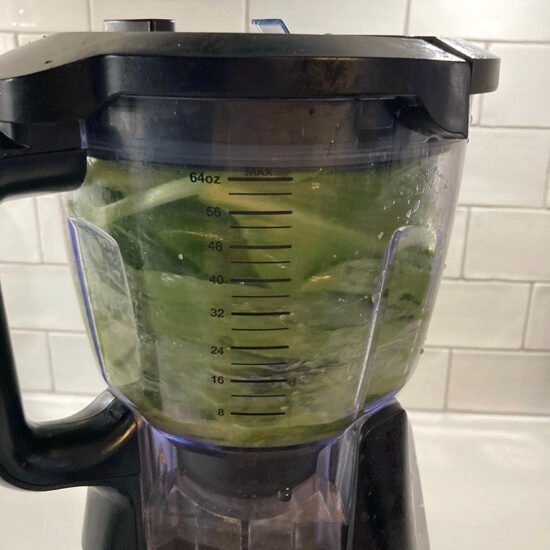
[
  {"left": 0, "top": 264, "right": 85, "bottom": 331},
  {"left": 427, "top": 280, "right": 530, "bottom": 348},
  {"left": 482, "top": 44, "right": 550, "bottom": 128},
  {"left": 0, "top": 32, "right": 16, "bottom": 53},
  {"left": 444, "top": 207, "right": 468, "bottom": 278},
  {"left": 0, "top": 197, "right": 41, "bottom": 263},
  {"left": 22, "top": 392, "right": 94, "bottom": 422},
  {"left": 49, "top": 332, "right": 106, "bottom": 394},
  {"left": 408, "top": 0, "right": 550, "bottom": 41},
  {"left": 470, "top": 95, "right": 481, "bottom": 126},
  {"left": 448, "top": 350, "right": 550, "bottom": 414},
  {"left": 250, "top": 0, "right": 407, "bottom": 34},
  {"left": 397, "top": 348, "right": 449, "bottom": 410},
  {"left": 36, "top": 193, "right": 70, "bottom": 264},
  {"left": 0, "top": 481, "right": 86, "bottom": 550},
  {"left": 91, "top": 0, "right": 245, "bottom": 32},
  {"left": 17, "top": 32, "right": 47, "bottom": 46},
  {"left": 525, "top": 284, "right": 550, "bottom": 350},
  {"left": 465, "top": 208, "right": 550, "bottom": 281},
  {"left": 10, "top": 330, "right": 52, "bottom": 391},
  {"left": 460, "top": 129, "right": 549, "bottom": 207},
  {"left": 0, "top": 0, "right": 89, "bottom": 32}
]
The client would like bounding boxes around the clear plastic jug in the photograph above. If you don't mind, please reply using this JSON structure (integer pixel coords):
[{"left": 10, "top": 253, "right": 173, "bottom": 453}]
[{"left": 67, "top": 96, "right": 465, "bottom": 448}]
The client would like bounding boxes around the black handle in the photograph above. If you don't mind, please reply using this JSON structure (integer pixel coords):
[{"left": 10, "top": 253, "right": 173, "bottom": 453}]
[
  {"left": 0, "top": 289, "right": 145, "bottom": 546},
  {"left": 0, "top": 120, "right": 86, "bottom": 199},
  {"left": 0, "top": 149, "right": 145, "bottom": 547}
]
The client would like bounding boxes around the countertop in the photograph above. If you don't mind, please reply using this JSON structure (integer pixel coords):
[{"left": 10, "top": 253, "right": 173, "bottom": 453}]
[{"left": 1, "top": 396, "right": 549, "bottom": 549}]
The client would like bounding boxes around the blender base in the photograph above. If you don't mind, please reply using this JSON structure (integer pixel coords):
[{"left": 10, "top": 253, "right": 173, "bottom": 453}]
[{"left": 82, "top": 400, "right": 429, "bottom": 550}]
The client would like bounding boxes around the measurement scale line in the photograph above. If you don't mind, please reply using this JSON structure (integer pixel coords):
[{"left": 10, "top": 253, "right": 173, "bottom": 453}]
[
  {"left": 228, "top": 192, "right": 292, "bottom": 196},
  {"left": 231, "top": 345, "right": 289, "bottom": 351},
  {"left": 229, "top": 244, "right": 292, "bottom": 250},
  {"left": 231, "top": 327, "right": 289, "bottom": 332},
  {"left": 231, "top": 394, "right": 287, "bottom": 398},
  {"left": 230, "top": 225, "right": 292, "bottom": 229},
  {"left": 230, "top": 412, "right": 286, "bottom": 416},
  {"left": 229, "top": 210, "right": 292, "bottom": 216},
  {"left": 230, "top": 260, "right": 291, "bottom": 265},
  {"left": 230, "top": 378, "right": 288, "bottom": 384},
  {"left": 231, "top": 294, "right": 290, "bottom": 299},
  {"left": 231, "top": 278, "right": 291, "bottom": 284},
  {"left": 231, "top": 361, "right": 287, "bottom": 366},
  {"left": 231, "top": 311, "right": 290, "bottom": 317},
  {"left": 227, "top": 177, "right": 293, "bottom": 182}
]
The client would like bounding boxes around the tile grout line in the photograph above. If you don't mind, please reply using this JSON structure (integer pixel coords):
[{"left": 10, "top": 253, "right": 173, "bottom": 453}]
[
  {"left": 403, "top": 0, "right": 412, "bottom": 35},
  {"left": 0, "top": 260, "right": 69, "bottom": 268},
  {"left": 456, "top": 206, "right": 550, "bottom": 215},
  {"left": 459, "top": 207, "right": 471, "bottom": 278},
  {"left": 86, "top": 0, "right": 94, "bottom": 31},
  {"left": 443, "top": 349, "right": 453, "bottom": 410},
  {"left": 475, "top": 124, "right": 550, "bottom": 131},
  {"left": 425, "top": 344, "right": 550, "bottom": 354},
  {"left": 23, "top": 389, "right": 100, "bottom": 398},
  {"left": 446, "top": 275, "right": 547, "bottom": 285},
  {"left": 475, "top": 40, "right": 488, "bottom": 124},
  {"left": 244, "top": 0, "right": 250, "bottom": 32},
  {"left": 31, "top": 197, "right": 45, "bottom": 263},
  {"left": 520, "top": 282, "right": 535, "bottom": 350},
  {"left": 445, "top": 277, "right": 543, "bottom": 286},
  {"left": 456, "top": 203, "right": 549, "bottom": 211},
  {"left": 10, "top": 327, "right": 86, "bottom": 336},
  {"left": 44, "top": 331, "right": 57, "bottom": 392},
  {"left": 443, "top": 406, "right": 550, "bottom": 418}
]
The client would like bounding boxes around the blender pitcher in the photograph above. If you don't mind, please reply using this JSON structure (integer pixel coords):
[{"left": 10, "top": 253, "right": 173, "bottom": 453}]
[{"left": 0, "top": 22, "right": 499, "bottom": 550}]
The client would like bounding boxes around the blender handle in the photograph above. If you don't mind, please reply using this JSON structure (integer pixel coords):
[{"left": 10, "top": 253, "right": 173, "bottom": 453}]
[
  {"left": 0, "top": 163, "right": 146, "bottom": 548},
  {"left": 0, "top": 299, "right": 139, "bottom": 489},
  {"left": 0, "top": 123, "right": 86, "bottom": 200}
]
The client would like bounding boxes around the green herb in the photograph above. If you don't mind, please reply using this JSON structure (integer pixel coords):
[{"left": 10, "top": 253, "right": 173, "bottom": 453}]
[{"left": 69, "top": 157, "right": 438, "bottom": 447}]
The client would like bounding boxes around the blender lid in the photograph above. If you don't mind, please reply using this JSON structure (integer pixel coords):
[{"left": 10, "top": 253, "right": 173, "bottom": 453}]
[
  {"left": 0, "top": 32, "right": 499, "bottom": 197},
  {"left": 0, "top": 32, "right": 498, "bottom": 133}
]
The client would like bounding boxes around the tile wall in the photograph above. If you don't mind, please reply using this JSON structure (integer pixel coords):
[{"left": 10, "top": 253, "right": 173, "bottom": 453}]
[{"left": 0, "top": 0, "right": 549, "bottom": 418}]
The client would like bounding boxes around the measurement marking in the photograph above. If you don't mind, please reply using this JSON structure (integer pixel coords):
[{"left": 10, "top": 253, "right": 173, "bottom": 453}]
[
  {"left": 231, "top": 345, "right": 289, "bottom": 351},
  {"left": 231, "top": 311, "right": 290, "bottom": 317},
  {"left": 229, "top": 210, "right": 292, "bottom": 216},
  {"left": 230, "top": 225, "right": 292, "bottom": 230},
  {"left": 229, "top": 244, "right": 292, "bottom": 250},
  {"left": 230, "top": 260, "right": 290, "bottom": 265},
  {"left": 228, "top": 177, "right": 293, "bottom": 182},
  {"left": 230, "top": 378, "right": 288, "bottom": 384},
  {"left": 231, "top": 394, "right": 287, "bottom": 398},
  {"left": 230, "top": 412, "right": 286, "bottom": 416},
  {"left": 231, "top": 361, "right": 287, "bottom": 366},
  {"left": 231, "top": 278, "right": 291, "bottom": 284},
  {"left": 232, "top": 327, "right": 289, "bottom": 332},
  {"left": 231, "top": 294, "right": 290, "bottom": 299},
  {"left": 228, "top": 192, "right": 292, "bottom": 196}
]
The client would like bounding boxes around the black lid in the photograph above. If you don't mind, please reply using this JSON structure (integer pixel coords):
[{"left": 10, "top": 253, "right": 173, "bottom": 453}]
[
  {"left": 0, "top": 33, "right": 499, "bottom": 134},
  {"left": 0, "top": 32, "right": 499, "bottom": 197}
]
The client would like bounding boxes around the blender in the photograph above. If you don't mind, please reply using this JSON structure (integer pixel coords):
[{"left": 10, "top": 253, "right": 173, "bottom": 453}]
[{"left": 0, "top": 20, "right": 499, "bottom": 550}]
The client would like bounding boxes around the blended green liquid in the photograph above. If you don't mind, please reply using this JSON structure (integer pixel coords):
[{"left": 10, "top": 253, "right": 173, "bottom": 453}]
[{"left": 69, "top": 158, "right": 439, "bottom": 447}]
